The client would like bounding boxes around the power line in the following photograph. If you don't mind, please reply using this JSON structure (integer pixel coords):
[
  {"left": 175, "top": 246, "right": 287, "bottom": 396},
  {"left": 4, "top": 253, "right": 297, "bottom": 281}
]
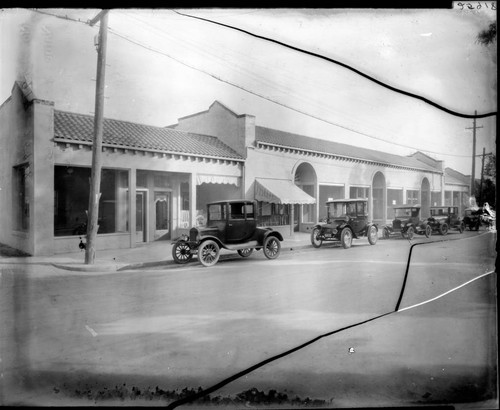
[
  {"left": 171, "top": 10, "right": 497, "bottom": 120},
  {"left": 25, "top": 8, "right": 492, "bottom": 158}
]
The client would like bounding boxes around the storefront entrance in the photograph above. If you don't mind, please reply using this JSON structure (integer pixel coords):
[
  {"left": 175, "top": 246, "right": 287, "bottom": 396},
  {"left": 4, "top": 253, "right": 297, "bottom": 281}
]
[{"left": 136, "top": 191, "right": 147, "bottom": 243}]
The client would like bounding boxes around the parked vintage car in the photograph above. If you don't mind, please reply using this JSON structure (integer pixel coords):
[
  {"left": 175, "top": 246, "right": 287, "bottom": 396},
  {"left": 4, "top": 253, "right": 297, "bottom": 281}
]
[
  {"left": 426, "top": 206, "right": 465, "bottom": 235},
  {"left": 382, "top": 205, "right": 431, "bottom": 240},
  {"left": 463, "top": 205, "right": 496, "bottom": 231},
  {"left": 310, "top": 198, "right": 378, "bottom": 249},
  {"left": 171, "top": 200, "right": 284, "bottom": 267}
]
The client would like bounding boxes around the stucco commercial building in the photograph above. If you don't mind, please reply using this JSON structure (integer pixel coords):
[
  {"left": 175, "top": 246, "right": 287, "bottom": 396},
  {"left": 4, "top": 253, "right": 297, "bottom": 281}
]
[{"left": 0, "top": 82, "right": 469, "bottom": 256}]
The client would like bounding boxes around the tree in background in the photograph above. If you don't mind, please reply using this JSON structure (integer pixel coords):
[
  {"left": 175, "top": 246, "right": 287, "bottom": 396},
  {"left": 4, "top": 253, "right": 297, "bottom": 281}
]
[{"left": 476, "top": 154, "right": 496, "bottom": 208}]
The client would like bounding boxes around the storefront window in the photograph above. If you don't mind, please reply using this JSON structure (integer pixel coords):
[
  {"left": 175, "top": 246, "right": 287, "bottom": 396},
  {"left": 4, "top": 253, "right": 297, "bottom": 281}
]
[
  {"left": 257, "top": 202, "right": 290, "bottom": 226},
  {"left": 406, "top": 189, "right": 419, "bottom": 205},
  {"left": 350, "top": 186, "right": 369, "bottom": 199},
  {"left": 54, "top": 166, "right": 129, "bottom": 236}
]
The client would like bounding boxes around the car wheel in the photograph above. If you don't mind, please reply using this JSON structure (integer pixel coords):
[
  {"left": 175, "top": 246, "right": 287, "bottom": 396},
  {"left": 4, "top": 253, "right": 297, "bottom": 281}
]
[
  {"left": 310, "top": 228, "right": 323, "bottom": 248},
  {"left": 237, "top": 248, "right": 254, "bottom": 258},
  {"left": 424, "top": 224, "right": 432, "bottom": 238},
  {"left": 367, "top": 225, "right": 378, "bottom": 245},
  {"left": 459, "top": 222, "right": 465, "bottom": 233},
  {"left": 263, "top": 236, "right": 281, "bottom": 259},
  {"left": 382, "top": 227, "right": 390, "bottom": 239},
  {"left": 198, "top": 240, "right": 220, "bottom": 267},
  {"left": 474, "top": 221, "right": 480, "bottom": 231},
  {"left": 341, "top": 228, "right": 353, "bottom": 249},
  {"left": 439, "top": 223, "right": 449, "bottom": 235},
  {"left": 406, "top": 226, "right": 415, "bottom": 240},
  {"left": 171, "top": 241, "right": 193, "bottom": 264}
]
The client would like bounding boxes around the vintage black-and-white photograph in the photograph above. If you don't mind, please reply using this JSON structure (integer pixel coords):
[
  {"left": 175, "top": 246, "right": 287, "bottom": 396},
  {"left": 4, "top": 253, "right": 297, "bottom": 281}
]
[{"left": 0, "top": 5, "right": 497, "bottom": 408}]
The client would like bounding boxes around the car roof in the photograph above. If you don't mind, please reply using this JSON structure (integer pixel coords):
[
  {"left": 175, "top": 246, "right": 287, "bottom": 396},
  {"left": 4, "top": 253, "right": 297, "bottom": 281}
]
[{"left": 326, "top": 198, "right": 368, "bottom": 203}]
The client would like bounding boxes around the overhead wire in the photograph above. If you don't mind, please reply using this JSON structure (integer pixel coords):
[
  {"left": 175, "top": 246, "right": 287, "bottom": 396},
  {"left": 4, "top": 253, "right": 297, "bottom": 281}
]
[
  {"left": 27, "top": 8, "right": 493, "bottom": 159},
  {"left": 172, "top": 9, "right": 497, "bottom": 120}
]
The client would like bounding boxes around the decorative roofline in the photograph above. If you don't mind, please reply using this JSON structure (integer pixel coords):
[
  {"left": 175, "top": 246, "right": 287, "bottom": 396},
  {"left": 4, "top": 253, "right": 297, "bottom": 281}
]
[
  {"left": 256, "top": 141, "right": 443, "bottom": 174},
  {"left": 53, "top": 138, "right": 245, "bottom": 165}
]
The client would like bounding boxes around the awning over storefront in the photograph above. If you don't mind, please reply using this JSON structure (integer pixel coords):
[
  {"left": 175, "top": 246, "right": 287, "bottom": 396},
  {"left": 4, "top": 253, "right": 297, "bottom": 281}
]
[
  {"left": 197, "top": 174, "right": 240, "bottom": 186},
  {"left": 254, "top": 178, "right": 316, "bottom": 204}
]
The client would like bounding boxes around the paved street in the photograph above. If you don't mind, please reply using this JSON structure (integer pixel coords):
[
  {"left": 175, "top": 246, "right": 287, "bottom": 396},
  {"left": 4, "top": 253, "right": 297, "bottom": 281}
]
[{"left": 0, "top": 231, "right": 497, "bottom": 408}]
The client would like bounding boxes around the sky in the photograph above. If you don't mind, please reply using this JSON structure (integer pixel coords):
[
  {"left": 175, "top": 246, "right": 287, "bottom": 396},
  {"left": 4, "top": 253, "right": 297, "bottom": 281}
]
[{"left": 0, "top": 7, "right": 497, "bottom": 176}]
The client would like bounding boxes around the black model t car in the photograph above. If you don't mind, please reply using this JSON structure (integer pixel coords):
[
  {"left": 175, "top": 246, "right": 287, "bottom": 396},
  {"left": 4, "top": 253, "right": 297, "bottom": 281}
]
[
  {"left": 382, "top": 205, "right": 431, "bottom": 240},
  {"left": 427, "top": 206, "right": 465, "bottom": 235},
  {"left": 310, "top": 198, "right": 378, "bottom": 249},
  {"left": 172, "top": 200, "right": 284, "bottom": 267}
]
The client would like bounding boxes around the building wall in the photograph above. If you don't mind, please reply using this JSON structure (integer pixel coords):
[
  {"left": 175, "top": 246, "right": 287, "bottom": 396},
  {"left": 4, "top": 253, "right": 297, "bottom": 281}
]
[
  {"left": 174, "top": 102, "right": 256, "bottom": 160},
  {"left": 0, "top": 85, "right": 35, "bottom": 254},
  {"left": 245, "top": 146, "right": 443, "bottom": 224}
]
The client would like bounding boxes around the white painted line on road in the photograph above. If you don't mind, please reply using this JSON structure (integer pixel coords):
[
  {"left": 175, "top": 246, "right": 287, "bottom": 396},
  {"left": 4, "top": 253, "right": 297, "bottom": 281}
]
[
  {"left": 397, "top": 270, "right": 495, "bottom": 313},
  {"left": 85, "top": 324, "right": 98, "bottom": 337}
]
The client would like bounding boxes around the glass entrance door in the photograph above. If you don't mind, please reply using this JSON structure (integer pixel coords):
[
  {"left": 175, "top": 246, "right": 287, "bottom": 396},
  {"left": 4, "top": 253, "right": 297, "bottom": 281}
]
[
  {"left": 136, "top": 191, "right": 146, "bottom": 242},
  {"left": 155, "top": 192, "right": 171, "bottom": 240}
]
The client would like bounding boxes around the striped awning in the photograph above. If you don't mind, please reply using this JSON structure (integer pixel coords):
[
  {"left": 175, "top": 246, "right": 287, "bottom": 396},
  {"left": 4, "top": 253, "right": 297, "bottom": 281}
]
[{"left": 255, "top": 178, "right": 316, "bottom": 204}]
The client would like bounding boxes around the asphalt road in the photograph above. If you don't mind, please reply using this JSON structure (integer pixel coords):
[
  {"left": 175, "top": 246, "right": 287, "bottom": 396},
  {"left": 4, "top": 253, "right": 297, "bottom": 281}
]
[{"left": 0, "top": 231, "right": 497, "bottom": 408}]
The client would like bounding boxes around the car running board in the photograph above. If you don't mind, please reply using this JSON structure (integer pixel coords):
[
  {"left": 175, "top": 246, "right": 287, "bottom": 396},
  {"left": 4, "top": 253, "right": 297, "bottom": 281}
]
[{"left": 223, "top": 241, "right": 261, "bottom": 251}]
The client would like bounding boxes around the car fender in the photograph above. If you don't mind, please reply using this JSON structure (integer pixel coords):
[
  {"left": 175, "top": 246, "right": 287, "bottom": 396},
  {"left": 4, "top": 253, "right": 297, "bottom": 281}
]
[
  {"left": 197, "top": 235, "right": 224, "bottom": 249},
  {"left": 262, "top": 229, "right": 284, "bottom": 242}
]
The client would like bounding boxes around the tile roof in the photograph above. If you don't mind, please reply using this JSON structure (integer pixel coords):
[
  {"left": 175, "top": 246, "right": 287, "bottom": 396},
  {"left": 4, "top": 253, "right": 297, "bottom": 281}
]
[
  {"left": 53, "top": 110, "right": 243, "bottom": 160},
  {"left": 445, "top": 167, "right": 470, "bottom": 186},
  {"left": 255, "top": 126, "right": 440, "bottom": 172}
]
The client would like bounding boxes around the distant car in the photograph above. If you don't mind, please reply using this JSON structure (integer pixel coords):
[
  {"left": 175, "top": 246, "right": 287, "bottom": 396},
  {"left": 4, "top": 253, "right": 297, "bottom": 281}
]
[
  {"left": 427, "top": 206, "right": 465, "bottom": 235},
  {"left": 171, "top": 200, "right": 283, "bottom": 267},
  {"left": 463, "top": 207, "right": 482, "bottom": 231},
  {"left": 310, "top": 198, "right": 378, "bottom": 249},
  {"left": 383, "top": 205, "right": 431, "bottom": 240}
]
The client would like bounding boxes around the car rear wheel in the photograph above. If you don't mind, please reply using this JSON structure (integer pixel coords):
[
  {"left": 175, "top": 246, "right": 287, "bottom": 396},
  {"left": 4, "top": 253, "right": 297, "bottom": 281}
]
[
  {"left": 263, "top": 236, "right": 281, "bottom": 259},
  {"left": 367, "top": 225, "right": 378, "bottom": 245},
  {"left": 341, "top": 228, "right": 353, "bottom": 249},
  {"left": 405, "top": 226, "right": 415, "bottom": 240},
  {"left": 474, "top": 221, "right": 480, "bottom": 231},
  {"left": 424, "top": 224, "right": 432, "bottom": 238},
  {"left": 172, "top": 241, "right": 193, "bottom": 264},
  {"left": 237, "top": 248, "right": 254, "bottom": 258},
  {"left": 198, "top": 240, "right": 220, "bottom": 267},
  {"left": 459, "top": 222, "right": 465, "bottom": 233},
  {"left": 310, "top": 228, "right": 323, "bottom": 248},
  {"left": 439, "top": 223, "right": 449, "bottom": 235}
]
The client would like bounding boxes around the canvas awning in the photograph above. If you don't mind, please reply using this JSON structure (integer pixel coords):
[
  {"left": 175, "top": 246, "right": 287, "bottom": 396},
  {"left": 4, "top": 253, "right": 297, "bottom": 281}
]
[{"left": 254, "top": 178, "right": 316, "bottom": 204}]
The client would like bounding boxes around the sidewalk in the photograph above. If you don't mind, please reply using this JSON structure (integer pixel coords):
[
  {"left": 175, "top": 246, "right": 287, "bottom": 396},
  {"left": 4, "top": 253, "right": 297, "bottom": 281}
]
[{"left": 0, "top": 232, "right": 314, "bottom": 273}]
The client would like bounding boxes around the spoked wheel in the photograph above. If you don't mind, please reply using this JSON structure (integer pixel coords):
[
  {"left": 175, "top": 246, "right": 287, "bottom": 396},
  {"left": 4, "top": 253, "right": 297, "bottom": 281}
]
[
  {"left": 341, "top": 228, "right": 353, "bottom": 249},
  {"left": 198, "top": 240, "right": 220, "bottom": 267},
  {"left": 367, "top": 225, "right": 378, "bottom": 245},
  {"left": 263, "top": 236, "right": 281, "bottom": 259},
  {"left": 424, "top": 224, "right": 432, "bottom": 238},
  {"left": 237, "top": 248, "right": 254, "bottom": 258},
  {"left": 439, "top": 223, "right": 449, "bottom": 235},
  {"left": 172, "top": 241, "right": 193, "bottom": 264},
  {"left": 459, "top": 222, "right": 465, "bottom": 233},
  {"left": 310, "top": 227, "right": 323, "bottom": 248},
  {"left": 405, "top": 226, "right": 415, "bottom": 240},
  {"left": 382, "top": 227, "right": 390, "bottom": 239}
]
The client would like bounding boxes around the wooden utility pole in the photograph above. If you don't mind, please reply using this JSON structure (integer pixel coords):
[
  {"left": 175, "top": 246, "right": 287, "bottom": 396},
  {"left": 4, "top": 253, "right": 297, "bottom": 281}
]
[
  {"left": 85, "top": 10, "right": 109, "bottom": 264},
  {"left": 465, "top": 110, "right": 483, "bottom": 198}
]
